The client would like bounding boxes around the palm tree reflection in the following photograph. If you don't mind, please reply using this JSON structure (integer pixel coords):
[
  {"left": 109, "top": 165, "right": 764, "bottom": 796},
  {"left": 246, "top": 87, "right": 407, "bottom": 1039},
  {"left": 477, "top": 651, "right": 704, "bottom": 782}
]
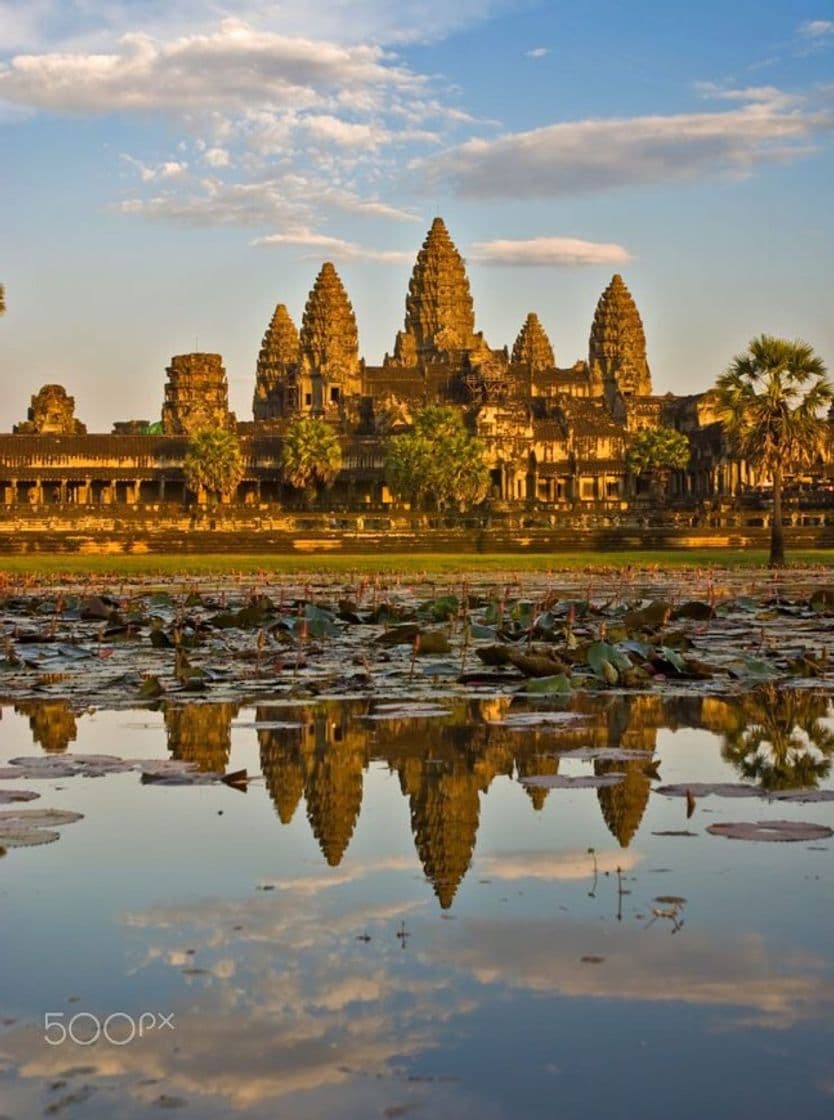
[{"left": 720, "top": 685, "right": 834, "bottom": 790}]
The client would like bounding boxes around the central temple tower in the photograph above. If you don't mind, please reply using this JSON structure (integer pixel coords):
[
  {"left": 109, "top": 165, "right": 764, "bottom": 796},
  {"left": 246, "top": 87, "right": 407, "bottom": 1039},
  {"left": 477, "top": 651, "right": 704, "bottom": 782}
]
[{"left": 390, "top": 217, "right": 484, "bottom": 365}]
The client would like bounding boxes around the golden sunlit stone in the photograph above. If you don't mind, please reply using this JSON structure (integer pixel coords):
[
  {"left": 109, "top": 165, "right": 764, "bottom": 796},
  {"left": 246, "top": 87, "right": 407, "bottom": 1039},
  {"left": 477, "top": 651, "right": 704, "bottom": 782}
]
[
  {"left": 14, "top": 385, "right": 87, "bottom": 435},
  {"left": 512, "top": 312, "right": 555, "bottom": 371},
  {"left": 396, "top": 216, "right": 481, "bottom": 363},
  {"left": 253, "top": 304, "right": 301, "bottom": 422},
  {"left": 161, "top": 354, "right": 234, "bottom": 436},
  {"left": 300, "top": 262, "right": 360, "bottom": 381},
  {"left": 589, "top": 273, "right": 652, "bottom": 397}
]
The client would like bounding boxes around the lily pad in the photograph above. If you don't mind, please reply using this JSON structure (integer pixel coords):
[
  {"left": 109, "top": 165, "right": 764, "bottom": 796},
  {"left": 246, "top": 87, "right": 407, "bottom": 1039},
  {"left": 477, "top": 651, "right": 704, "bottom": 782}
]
[
  {"left": 706, "top": 820, "right": 833, "bottom": 842},
  {"left": 0, "top": 789, "right": 40, "bottom": 804},
  {"left": 0, "top": 828, "right": 61, "bottom": 848},
  {"left": 656, "top": 783, "right": 763, "bottom": 799},
  {"left": 0, "top": 808, "right": 84, "bottom": 827},
  {"left": 521, "top": 773, "right": 625, "bottom": 789},
  {"left": 522, "top": 673, "right": 572, "bottom": 695}
]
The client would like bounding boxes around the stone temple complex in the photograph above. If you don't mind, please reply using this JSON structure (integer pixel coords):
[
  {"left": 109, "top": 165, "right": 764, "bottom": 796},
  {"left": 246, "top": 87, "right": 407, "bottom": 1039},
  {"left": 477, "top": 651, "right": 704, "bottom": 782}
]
[{"left": 1, "top": 217, "right": 833, "bottom": 543}]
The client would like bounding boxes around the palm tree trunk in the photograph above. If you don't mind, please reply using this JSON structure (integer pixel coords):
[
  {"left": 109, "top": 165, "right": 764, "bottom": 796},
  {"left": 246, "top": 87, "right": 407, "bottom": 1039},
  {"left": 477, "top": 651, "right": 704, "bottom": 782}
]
[{"left": 769, "top": 464, "right": 786, "bottom": 568}]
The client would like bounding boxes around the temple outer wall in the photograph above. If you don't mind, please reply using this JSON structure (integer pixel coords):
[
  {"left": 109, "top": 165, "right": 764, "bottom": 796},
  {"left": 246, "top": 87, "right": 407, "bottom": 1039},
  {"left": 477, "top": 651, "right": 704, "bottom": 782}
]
[{"left": 1, "top": 507, "right": 833, "bottom": 554}]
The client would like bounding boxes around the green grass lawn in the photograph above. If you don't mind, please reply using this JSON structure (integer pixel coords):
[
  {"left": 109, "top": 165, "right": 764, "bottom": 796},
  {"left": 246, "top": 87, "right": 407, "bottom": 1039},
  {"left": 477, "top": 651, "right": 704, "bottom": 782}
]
[{"left": 2, "top": 549, "right": 834, "bottom": 579}]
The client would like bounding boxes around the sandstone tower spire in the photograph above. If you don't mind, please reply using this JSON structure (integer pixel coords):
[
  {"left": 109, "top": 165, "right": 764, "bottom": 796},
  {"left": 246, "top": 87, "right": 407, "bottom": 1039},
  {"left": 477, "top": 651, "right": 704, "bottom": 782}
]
[
  {"left": 297, "top": 262, "right": 361, "bottom": 412},
  {"left": 512, "top": 313, "right": 555, "bottom": 371},
  {"left": 253, "top": 303, "right": 300, "bottom": 421},
  {"left": 589, "top": 274, "right": 651, "bottom": 397},
  {"left": 398, "top": 217, "right": 479, "bottom": 362},
  {"left": 300, "top": 262, "right": 359, "bottom": 379}
]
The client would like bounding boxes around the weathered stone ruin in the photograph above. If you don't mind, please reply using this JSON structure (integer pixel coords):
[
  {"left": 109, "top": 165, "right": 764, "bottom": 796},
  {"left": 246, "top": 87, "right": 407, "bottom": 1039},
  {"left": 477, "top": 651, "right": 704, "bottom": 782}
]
[
  {"left": 162, "top": 353, "right": 234, "bottom": 435},
  {"left": 14, "top": 384, "right": 87, "bottom": 435}
]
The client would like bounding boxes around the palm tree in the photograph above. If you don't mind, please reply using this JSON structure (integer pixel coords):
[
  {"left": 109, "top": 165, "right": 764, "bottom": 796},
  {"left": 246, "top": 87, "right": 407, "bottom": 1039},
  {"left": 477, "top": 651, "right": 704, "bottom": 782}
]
[
  {"left": 721, "top": 685, "right": 834, "bottom": 790},
  {"left": 280, "top": 418, "right": 342, "bottom": 505},
  {"left": 715, "top": 335, "right": 832, "bottom": 567},
  {"left": 183, "top": 428, "right": 244, "bottom": 504}
]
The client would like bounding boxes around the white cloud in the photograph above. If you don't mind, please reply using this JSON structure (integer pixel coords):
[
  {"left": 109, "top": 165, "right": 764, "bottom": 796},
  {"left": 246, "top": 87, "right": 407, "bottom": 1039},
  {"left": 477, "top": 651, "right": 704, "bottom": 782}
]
[
  {"left": 118, "top": 173, "right": 419, "bottom": 228},
  {"left": 0, "top": 17, "right": 453, "bottom": 238},
  {"left": 120, "top": 153, "right": 188, "bottom": 181},
  {"left": 470, "top": 235, "right": 632, "bottom": 267},
  {"left": 119, "top": 178, "right": 310, "bottom": 226},
  {"left": 421, "top": 89, "right": 834, "bottom": 199},
  {"left": 798, "top": 19, "right": 834, "bottom": 38},
  {"left": 254, "top": 228, "right": 412, "bottom": 263},
  {"left": 0, "top": 1, "right": 509, "bottom": 53},
  {"left": 0, "top": 21, "right": 423, "bottom": 114},
  {"left": 525, "top": 47, "right": 549, "bottom": 59},
  {"left": 695, "top": 83, "right": 803, "bottom": 111},
  {"left": 303, "top": 113, "right": 390, "bottom": 149},
  {"left": 203, "top": 146, "right": 230, "bottom": 167},
  {"left": 477, "top": 849, "right": 638, "bottom": 880}
]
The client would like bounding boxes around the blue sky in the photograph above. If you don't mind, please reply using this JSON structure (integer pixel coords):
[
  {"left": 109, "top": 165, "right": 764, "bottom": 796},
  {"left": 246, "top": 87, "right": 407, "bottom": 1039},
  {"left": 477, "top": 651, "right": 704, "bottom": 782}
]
[{"left": 1, "top": 1, "right": 833, "bottom": 431}]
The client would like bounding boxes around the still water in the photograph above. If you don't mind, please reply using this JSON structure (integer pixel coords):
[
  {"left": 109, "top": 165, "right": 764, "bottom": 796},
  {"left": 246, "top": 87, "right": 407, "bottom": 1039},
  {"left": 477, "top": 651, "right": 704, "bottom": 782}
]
[{"left": 1, "top": 692, "right": 833, "bottom": 1118}]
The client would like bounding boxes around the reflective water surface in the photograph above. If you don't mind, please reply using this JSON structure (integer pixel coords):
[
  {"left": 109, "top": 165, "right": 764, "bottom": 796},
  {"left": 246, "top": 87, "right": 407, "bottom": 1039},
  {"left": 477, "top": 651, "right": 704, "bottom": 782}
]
[{"left": 2, "top": 691, "right": 834, "bottom": 1118}]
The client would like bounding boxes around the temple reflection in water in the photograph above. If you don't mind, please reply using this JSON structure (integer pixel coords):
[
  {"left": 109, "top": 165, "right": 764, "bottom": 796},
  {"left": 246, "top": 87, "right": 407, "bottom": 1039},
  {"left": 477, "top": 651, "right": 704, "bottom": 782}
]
[{"left": 14, "top": 689, "right": 834, "bottom": 908}]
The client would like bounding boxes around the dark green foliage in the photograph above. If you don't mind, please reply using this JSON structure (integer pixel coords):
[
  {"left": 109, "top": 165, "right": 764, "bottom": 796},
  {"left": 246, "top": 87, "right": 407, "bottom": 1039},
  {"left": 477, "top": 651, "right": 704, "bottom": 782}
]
[{"left": 384, "top": 406, "right": 489, "bottom": 511}]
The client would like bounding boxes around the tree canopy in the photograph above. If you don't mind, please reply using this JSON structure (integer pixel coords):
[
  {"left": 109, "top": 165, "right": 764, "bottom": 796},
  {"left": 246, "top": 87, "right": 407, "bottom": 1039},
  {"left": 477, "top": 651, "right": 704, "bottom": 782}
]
[
  {"left": 625, "top": 426, "right": 690, "bottom": 476},
  {"left": 280, "top": 417, "right": 342, "bottom": 497},
  {"left": 384, "top": 405, "right": 489, "bottom": 511},
  {"left": 183, "top": 428, "right": 244, "bottom": 501},
  {"left": 715, "top": 334, "right": 832, "bottom": 566}
]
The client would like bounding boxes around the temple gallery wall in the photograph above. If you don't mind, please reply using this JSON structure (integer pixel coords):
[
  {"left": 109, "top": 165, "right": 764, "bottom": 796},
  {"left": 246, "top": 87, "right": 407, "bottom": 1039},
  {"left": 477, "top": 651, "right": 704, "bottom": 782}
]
[{"left": 2, "top": 218, "right": 833, "bottom": 551}]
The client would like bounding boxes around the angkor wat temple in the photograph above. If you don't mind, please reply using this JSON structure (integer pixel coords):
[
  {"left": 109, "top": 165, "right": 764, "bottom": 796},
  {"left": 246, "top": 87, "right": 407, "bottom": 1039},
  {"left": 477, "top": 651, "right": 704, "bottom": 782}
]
[{"left": 2, "top": 217, "right": 833, "bottom": 535}]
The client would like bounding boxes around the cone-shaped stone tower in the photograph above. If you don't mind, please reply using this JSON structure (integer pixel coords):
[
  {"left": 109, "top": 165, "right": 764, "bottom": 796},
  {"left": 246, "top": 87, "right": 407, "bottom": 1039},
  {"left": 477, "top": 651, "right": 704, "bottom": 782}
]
[
  {"left": 410, "top": 769, "right": 480, "bottom": 910},
  {"left": 397, "top": 217, "right": 480, "bottom": 363},
  {"left": 259, "top": 729, "right": 306, "bottom": 825},
  {"left": 253, "top": 304, "right": 300, "bottom": 420},
  {"left": 512, "top": 313, "right": 555, "bottom": 371},
  {"left": 304, "top": 744, "right": 365, "bottom": 867},
  {"left": 588, "top": 274, "right": 651, "bottom": 397},
  {"left": 300, "top": 263, "right": 360, "bottom": 379}
]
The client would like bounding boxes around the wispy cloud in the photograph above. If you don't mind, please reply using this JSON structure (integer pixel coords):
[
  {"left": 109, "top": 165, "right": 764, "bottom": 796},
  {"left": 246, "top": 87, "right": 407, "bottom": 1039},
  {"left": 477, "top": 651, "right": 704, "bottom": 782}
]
[
  {"left": 470, "top": 235, "right": 631, "bottom": 267},
  {"left": 120, "top": 154, "right": 188, "bottom": 181},
  {"left": 421, "top": 87, "right": 834, "bottom": 199},
  {"left": 254, "top": 228, "right": 412, "bottom": 262},
  {"left": 798, "top": 19, "right": 834, "bottom": 39},
  {"left": 0, "top": 1, "right": 510, "bottom": 53},
  {"left": 525, "top": 46, "right": 549, "bottom": 59},
  {"left": 117, "top": 173, "right": 420, "bottom": 229}
]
